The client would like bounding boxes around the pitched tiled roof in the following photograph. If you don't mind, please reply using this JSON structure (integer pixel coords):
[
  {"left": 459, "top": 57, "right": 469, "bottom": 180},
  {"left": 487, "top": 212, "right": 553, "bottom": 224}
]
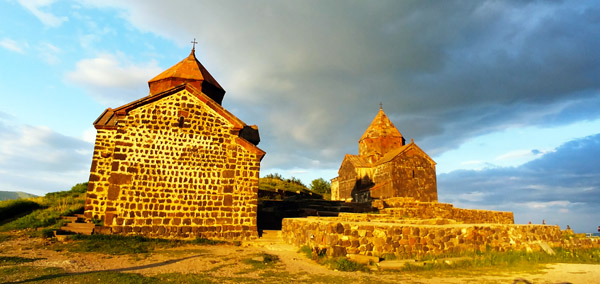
[
  {"left": 148, "top": 49, "right": 225, "bottom": 104},
  {"left": 344, "top": 154, "right": 371, "bottom": 168},
  {"left": 359, "top": 108, "right": 403, "bottom": 142},
  {"left": 376, "top": 141, "right": 436, "bottom": 166}
]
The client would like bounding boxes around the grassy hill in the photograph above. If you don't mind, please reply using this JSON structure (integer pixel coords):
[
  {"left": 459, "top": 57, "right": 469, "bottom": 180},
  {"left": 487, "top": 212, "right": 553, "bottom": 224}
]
[
  {"left": 258, "top": 174, "right": 313, "bottom": 194},
  {"left": 0, "top": 191, "right": 38, "bottom": 201},
  {"left": 0, "top": 183, "right": 87, "bottom": 237}
]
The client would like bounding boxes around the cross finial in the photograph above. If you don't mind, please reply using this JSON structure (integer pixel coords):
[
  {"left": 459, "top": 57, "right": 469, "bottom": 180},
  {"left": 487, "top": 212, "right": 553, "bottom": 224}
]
[
  {"left": 379, "top": 102, "right": 383, "bottom": 110},
  {"left": 191, "top": 38, "right": 198, "bottom": 51}
]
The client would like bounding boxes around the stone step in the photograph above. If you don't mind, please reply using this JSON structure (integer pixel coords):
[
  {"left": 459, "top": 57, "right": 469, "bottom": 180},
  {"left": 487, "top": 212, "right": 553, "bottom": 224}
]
[
  {"left": 74, "top": 214, "right": 88, "bottom": 222},
  {"left": 61, "top": 222, "right": 95, "bottom": 235},
  {"left": 60, "top": 216, "right": 78, "bottom": 222},
  {"left": 314, "top": 211, "right": 339, "bottom": 217}
]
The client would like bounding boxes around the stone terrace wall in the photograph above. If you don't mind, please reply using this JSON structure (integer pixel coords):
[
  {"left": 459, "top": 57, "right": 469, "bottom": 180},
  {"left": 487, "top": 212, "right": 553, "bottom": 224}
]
[
  {"left": 374, "top": 198, "right": 514, "bottom": 224},
  {"left": 282, "top": 216, "right": 563, "bottom": 258},
  {"left": 85, "top": 89, "right": 261, "bottom": 240}
]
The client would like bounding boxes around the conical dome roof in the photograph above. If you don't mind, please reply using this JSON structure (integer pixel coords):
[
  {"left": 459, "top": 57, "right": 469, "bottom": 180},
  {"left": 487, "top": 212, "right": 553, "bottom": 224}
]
[
  {"left": 358, "top": 107, "right": 406, "bottom": 162},
  {"left": 359, "top": 107, "right": 403, "bottom": 142},
  {"left": 148, "top": 49, "right": 225, "bottom": 104}
]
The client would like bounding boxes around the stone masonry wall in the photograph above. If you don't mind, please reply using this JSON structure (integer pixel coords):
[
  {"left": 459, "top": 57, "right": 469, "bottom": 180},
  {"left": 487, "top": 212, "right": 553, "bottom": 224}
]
[
  {"left": 85, "top": 128, "right": 116, "bottom": 219},
  {"left": 282, "top": 216, "right": 567, "bottom": 258},
  {"left": 84, "top": 89, "right": 261, "bottom": 240},
  {"left": 372, "top": 152, "right": 437, "bottom": 202},
  {"left": 335, "top": 159, "right": 364, "bottom": 202}
]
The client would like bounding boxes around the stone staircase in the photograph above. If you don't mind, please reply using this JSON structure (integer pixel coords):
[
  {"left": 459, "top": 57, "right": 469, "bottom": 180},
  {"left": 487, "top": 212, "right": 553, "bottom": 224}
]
[
  {"left": 258, "top": 199, "right": 374, "bottom": 230},
  {"left": 58, "top": 214, "right": 96, "bottom": 235}
]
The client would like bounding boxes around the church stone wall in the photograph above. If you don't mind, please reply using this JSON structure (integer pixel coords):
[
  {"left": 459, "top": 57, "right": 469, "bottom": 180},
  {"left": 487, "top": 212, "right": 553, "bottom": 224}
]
[
  {"left": 336, "top": 160, "right": 360, "bottom": 201},
  {"left": 85, "top": 128, "right": 117, "bottom": 220},
  {"left": 372, "top": 153, "right": 437, "bottom": 202},
  {"left": 84, "top": 89, "right": 261, "bottom": 240}
]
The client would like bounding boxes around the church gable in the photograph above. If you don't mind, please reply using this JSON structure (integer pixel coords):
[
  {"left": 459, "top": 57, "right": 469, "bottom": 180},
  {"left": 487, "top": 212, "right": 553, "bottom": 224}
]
[
  {"left": 377, "top": 142, "right": 436, "bottom": 167},
  {"left": 85, "top": 49, "right": 264, "bottom": 240}
]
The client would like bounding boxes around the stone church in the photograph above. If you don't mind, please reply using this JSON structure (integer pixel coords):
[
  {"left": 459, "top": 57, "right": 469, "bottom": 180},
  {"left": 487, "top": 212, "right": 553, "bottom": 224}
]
[
  {"left": 84, "top": 47, "right": 265, "bottom": 240},
  {"left": 331, "top": 107, "right": 437, "bottom": 203}
]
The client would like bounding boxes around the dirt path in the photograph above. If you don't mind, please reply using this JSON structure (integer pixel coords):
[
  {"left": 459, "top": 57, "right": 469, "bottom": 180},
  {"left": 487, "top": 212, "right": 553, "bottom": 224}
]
[{"left": 1, "top": 231, "right": 599, "bottom": 283}]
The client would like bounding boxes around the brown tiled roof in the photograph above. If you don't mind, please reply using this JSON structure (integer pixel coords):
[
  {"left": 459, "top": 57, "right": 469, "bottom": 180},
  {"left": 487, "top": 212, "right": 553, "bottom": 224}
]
[
  {"left": 359, "top": 108, "right": 403, "bottom": 142},
  {"left": 344, "top": 154, "right": 371, "bottom": 168},
  {"left": 376, "top": 141, "right": 436, "bottom": 166},
  {"left": 376, "top": 144, "right": 409, "bottom": 165},
  {"left": 148, "top": 49, "right": 225, "bottom": 103}
]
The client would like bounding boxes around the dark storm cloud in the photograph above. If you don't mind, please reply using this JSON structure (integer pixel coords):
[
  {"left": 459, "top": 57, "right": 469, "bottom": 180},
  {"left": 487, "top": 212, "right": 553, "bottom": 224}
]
[
  {"left": 438, "top": 133, "right": 600, "bottom": 232},
  {"left": 83, "top": 1, "right": 600, "bottom": 173}
]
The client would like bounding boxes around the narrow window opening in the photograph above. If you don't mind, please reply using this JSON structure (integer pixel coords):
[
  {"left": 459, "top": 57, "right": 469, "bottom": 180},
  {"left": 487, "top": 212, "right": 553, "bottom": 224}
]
[
  {"left": 412, "top": 170, "right": 415, "bottom": 178},
  {"left": 178, "top": 116, "right": 185, "bottom": 128}
]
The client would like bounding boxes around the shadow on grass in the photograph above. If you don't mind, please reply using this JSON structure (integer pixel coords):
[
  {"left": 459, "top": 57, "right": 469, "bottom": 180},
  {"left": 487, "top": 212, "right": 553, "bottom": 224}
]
[
  {"left": 3, "top": 254, "right": 204, "bottom": 283},
  {"left": 0, "top": 256, "right": 45, "bottom": 266}
]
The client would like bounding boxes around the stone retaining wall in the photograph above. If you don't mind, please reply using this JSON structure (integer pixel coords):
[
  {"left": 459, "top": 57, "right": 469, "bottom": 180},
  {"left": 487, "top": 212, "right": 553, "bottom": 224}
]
[
  {"left": 374, "top": 198, "right": 514, "bottom": 224},
  {"left": 282, "top": 216, "right": 573, "bottom": 258}
]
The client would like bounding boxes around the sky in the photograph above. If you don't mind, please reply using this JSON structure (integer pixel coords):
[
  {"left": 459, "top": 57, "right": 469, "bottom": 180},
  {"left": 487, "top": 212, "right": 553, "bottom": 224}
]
[{"left": 0, "top": 0, "right": 599, "bottom": 233}]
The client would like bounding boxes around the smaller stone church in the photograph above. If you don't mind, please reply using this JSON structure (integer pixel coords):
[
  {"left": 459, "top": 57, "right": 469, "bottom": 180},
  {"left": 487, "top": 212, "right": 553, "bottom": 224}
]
[
  {"left": 331, "top": 107, "right": 437, "bottom": 203},
  {"left": 84, "top": 47, "right": 265, "bottom": 240}
]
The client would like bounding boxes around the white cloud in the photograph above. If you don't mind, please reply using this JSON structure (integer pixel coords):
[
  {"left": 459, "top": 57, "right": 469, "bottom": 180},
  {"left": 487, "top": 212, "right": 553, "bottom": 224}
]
[
  {"left": 495, "top": 149, "right": 537, "bottom": 161},
  {"left": 438, "top": 133, "right": 600, "bottom": 232},
  {"left": 460, "top": 160, "right": 483, "bottom": 166},
  {"left": 458, "top": 191, "right": 487, "bottom": 202},
  {"left": 0, "top": 38, "right": 26, "bottom": 53},
  {"left": 81, "top": 127, "right": 97, "bottom": 143},
  {"left": 65, "top": 53, "right": 162, "bottom": 106},
  {"left": 38, "top": 42, "right": 61, "bottom": 64},
  {"left": 17, "top": 0, "right": 68, "bottom": 27},
  {"left": 523, "top": 200, "right": 571, "bottom": 209},
  {"left": 0, "top": 117, "right": 92, "bottom": 194}
]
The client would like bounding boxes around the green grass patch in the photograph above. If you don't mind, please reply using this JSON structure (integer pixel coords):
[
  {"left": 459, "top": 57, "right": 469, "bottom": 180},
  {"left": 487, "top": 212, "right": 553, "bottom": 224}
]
[
  {"left": 298, "top": 245, "right": 326, "bottom": 261},
  {"left": 299, "top": 244, "right": 600, "bottom": 273},
  {"left": 54, "top": 234, "right": 227, "bottom": 255},
  {"left": 399, "top": 247, "right": 600, "bottom": 272},
  {"left": 0, "top": 199, "right": 44, "bottom": 225},
  {"left": 0, "top": 266, "right": 65, "bottom": 283},
  {"left": 0, "top": 256, "right": 42, "bottom": 266},
  {"left": 191, "top": 237, "right": 226, "bottom": 245},
  {"left": 242, "top": 253, "right": 280, "bottom": 270},
  {"left": 298, "top": 245, "right": 365, "bottom": 271},
  {"left": 324, "top": 257, "right": 368, "bottom": 272},
  {"left": 60, "top": 234, "right": 172, "bottom": 255},
  {"left": 298, "top": 245, "right": 313, "bottom": 259},
  {"left": 0, "top": 233, "right": 12, "bottom": 243}
]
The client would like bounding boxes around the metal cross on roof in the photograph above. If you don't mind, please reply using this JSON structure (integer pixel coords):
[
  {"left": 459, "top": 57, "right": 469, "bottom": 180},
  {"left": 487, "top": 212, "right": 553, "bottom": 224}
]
[
  {"left": 191, "top": 38, "right": 198, "bottom": 50},
  {"left": 379, "top": 102, "right": 383, "bottom": 109}
]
